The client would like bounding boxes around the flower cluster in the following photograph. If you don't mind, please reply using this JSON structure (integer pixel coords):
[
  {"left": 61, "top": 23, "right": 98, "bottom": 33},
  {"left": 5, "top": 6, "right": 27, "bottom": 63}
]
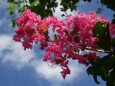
[
  {"left": 13, "top": 9, "right": 115, "bottom": 79},
  {"left": 13, "top": 9, "right": 48, "bottom": 50}
]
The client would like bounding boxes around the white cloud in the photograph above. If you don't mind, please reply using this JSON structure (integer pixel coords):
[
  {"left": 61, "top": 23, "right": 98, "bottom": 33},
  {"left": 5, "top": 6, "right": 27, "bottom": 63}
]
[
  {"left": 31, "top": 59, "right": 85, "bottom": 86},
  {"left": 0, "top": 34, "right": 35, "bottom": 69},
  {"left": 0, "top": 34, "right": 85, "bottom": 85},
  {"left": 31, "top": 60, "right": 62, "bottom": 80}
]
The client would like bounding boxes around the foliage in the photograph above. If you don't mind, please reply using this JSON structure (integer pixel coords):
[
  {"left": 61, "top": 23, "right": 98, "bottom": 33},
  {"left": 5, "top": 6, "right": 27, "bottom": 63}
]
[
  {"left": 6, "top": 0, "right": 115, "bottom": 27},
  {"left": 93, "top": 21, "right": 111, "bottom": 51}
]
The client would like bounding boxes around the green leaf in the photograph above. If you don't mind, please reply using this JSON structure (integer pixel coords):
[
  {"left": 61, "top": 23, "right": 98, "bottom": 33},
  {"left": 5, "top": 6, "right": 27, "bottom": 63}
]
[
  {"left": 7, "top": 0, "right": 15, "bottom": 3},
  {"left": 9, "top": 11, "right": 14, "bottom": 15},
  {"left": 87, "top": 54, "right": 115, "bottom": 85},
  {"left": 53, "top": 34, "right": 58, "bottom": 41},
  {"left": 93, "top": 21, "right": 111, "bottom": 51},
  {"left": 111, "top": 38, "right": 115, "bottom": 50},
  {"left": 7, "top": 4, "right": 17, "bottom": 11},
  {"left": 96, "top": 8, "right": 103, "bottom": 14},
  {"left": 93, "top": 74, "right": 100, "bottom": 84},
  {"left": 108, "top": 69, "right": 115, "bottom": 82},
  {"left": 31, "top": 1, "right": 40, "bottom": 6},
  {"left": 11, "top": 19, "right": 16, "bottom": 27},
  {"left": 87, "top": 65, "right": 100, "bottom": 84},
  {"left": 106, "top": 81, "right": 115, "bottom": 86},
  {"left": 87, "top": 66, "right": 94, "bottom": 75}
]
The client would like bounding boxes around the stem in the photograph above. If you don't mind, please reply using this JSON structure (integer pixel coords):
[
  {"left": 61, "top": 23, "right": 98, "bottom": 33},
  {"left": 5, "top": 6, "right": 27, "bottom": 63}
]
[{"left": 85, "top": 48, "right": 115, "bottom": 54}]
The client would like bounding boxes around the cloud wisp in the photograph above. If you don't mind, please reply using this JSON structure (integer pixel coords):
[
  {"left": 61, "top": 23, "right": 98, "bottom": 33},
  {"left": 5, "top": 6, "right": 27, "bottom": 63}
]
[{"left": 0, "top": 35, "right": 35, "bottom": 69}]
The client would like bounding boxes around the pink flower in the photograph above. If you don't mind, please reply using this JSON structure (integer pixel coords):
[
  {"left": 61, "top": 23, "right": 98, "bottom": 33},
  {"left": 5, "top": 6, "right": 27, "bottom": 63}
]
[
  {"left": 109, "top": 24, "right": 115, "bottom": 37},
  {"left": 61, "top": 68, "right": 70, "bottom": 79},
  {"left": 60, "top": 60, "right": 70, "bottom": 79},
  {"left": 40, "top": 42, "right": 48, "bottom": 50},
  {"left": 13, "top": 9, "right": 46, "bottom": 50},
  {"left": 13, "top": 9, "right": 113, "bottom": 79},
  {"left": 43, "top": 53, "right": 52, "bottom": 61},
  {"left": 46, "top": 43, "right": 62, "bottom": 55},
  {"left": 32, "top": 33, "right": 45, "bottom": 44},
  {"left": 73, "top": 11, "right": 109, "bottom": 47}
]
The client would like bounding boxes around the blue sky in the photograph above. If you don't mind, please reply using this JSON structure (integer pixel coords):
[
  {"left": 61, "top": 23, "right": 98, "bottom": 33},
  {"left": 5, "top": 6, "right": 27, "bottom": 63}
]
[{"left": 0, "top": 0, "right": 114, "bottom": 86}]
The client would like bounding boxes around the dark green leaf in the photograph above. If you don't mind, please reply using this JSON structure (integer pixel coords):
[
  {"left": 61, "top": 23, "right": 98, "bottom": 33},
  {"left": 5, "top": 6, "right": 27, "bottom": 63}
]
[
  {"left": 11, "top": 19, "right": 16, "bottom": 27},
  {"left": 7, "top": 0, "right": 15, "bottom": 3},
  {"left": 96, "top": 8, "right": 103, "bottom": 14},
  {"left": 87, "top": 66, "right": 95, "bottom": 75},
  {"left": 93, "top": 74, "right": 100, "bottom": 84},
  {"left": 9, "top": 11, "right": 14, "bottom": 15},
  {"left": 111, "top": 38, "right": 115, "bottom": 50},
  {"left": 93, "top": 21, "right": 111, "bottom": 51}
]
